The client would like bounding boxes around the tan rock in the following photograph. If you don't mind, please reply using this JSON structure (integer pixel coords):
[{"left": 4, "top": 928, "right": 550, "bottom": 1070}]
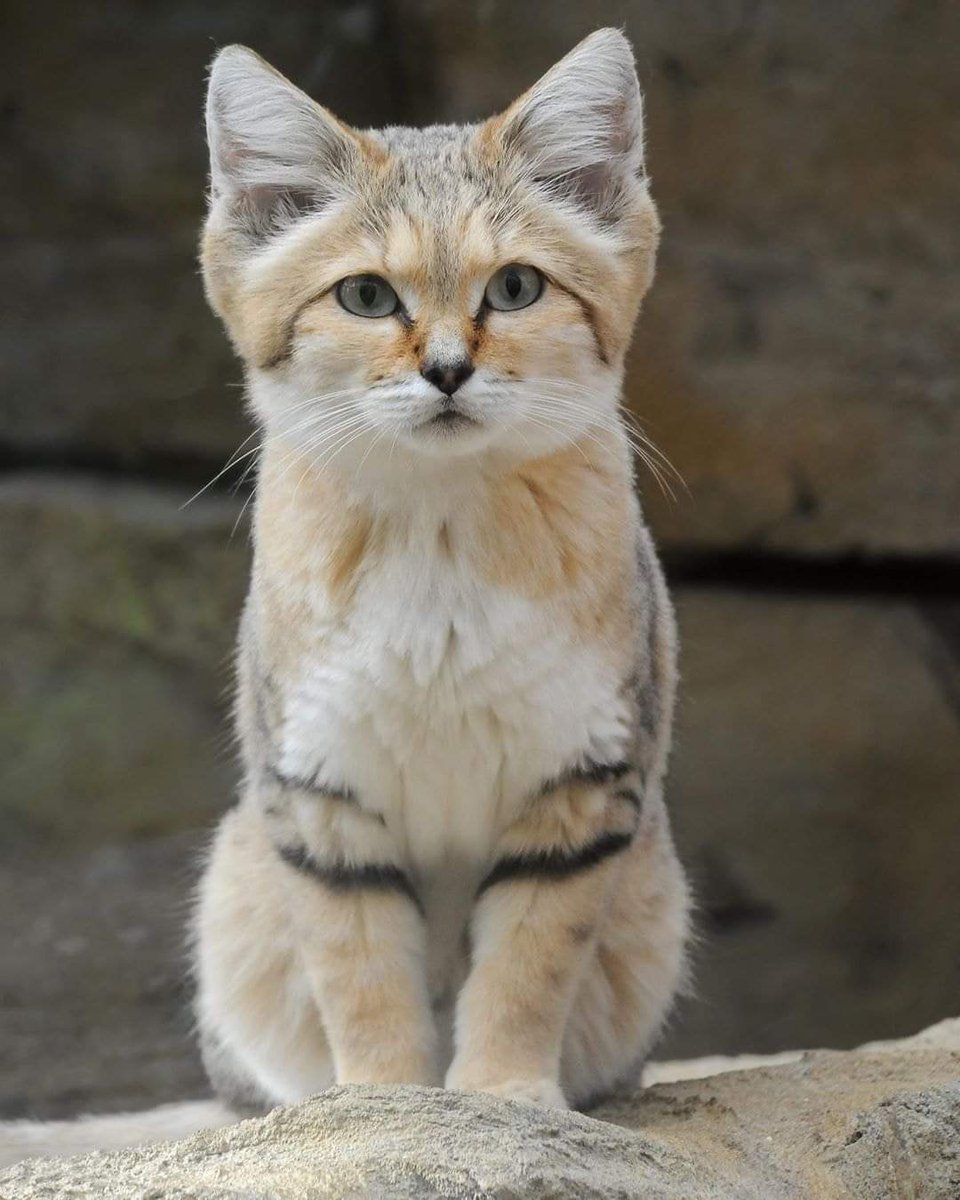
[{"left": 1, "top": 1024, "right": 957, "bottom": 1198}]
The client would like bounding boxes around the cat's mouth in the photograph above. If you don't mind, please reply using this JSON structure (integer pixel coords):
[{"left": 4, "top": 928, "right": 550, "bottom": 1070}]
[
  {"left": 420, "top": 407, "right": 478, "bottom": 434},
  {"left": 406, "top": 400, "right": 501, "bottom": 457}
]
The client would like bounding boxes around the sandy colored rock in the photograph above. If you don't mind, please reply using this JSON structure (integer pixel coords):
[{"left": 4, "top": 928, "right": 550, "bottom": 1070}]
[{"left": 2, "top": 1029, "right": 958, "bottom": 1199}]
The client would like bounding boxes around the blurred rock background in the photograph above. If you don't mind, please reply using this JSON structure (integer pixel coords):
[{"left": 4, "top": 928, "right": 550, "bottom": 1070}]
[{"left": 1, "top": 0, "right": 958, "bottom": 1119}]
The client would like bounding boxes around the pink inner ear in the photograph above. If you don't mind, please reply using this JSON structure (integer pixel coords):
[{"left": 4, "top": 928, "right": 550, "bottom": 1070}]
[
  {"left": 528, "top": 149, "right": 644, "bottom": 228},
  {"left": 206, "top": 45, "right": 361, "bottom": 217},
  {"left": 492, "top": 30, "right": 645, "bottom": 213},
  {"left": 602, "top": 94, "right": 640, "bottom": 161},
  {"left": 236, "top": 186, "right": 324, "bottom": 239}
]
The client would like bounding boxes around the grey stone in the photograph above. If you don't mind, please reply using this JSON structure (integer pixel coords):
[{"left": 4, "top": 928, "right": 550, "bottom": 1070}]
[
  {"left": 0, "top": 234, "right": 241, "bottom": 467},
  {"left": 0, "top": 476, "right": 247, "bottom": 847},
  {"left": 0, "top": 0, "right": 404, "bottom": 469},
  {"left": 0, "top": 834, "right": 209, "bottom": 1121},
  {"left": 629, "top": 241, "right": 960, "bottom": 557},
  {"left": 2, "top": 1031, "right": 958, "bottom": 1198},
  {"left": 3, "top": 1, "right": 958, "bottom": 555},
  {"left": 666, "top": 588, "right": 960, "bottom": 1058}
]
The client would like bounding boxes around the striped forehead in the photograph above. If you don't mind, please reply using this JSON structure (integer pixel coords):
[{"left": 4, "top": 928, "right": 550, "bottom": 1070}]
[
  {"left": 380, "top": 204, "right": 498, "bottom": 302},
  {"left": 369, "top": 126, "right": 505, "bottom": 302}
]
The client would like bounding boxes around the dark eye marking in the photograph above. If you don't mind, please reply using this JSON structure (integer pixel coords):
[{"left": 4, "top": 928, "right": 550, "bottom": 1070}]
[{"left": 545, "top": 277, "right": 609, "bottom": 366}]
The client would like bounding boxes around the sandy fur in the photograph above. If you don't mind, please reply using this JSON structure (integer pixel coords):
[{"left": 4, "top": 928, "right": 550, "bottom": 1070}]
[{"left": 191, "top": 27, "right": 691, "bottom": 1115}]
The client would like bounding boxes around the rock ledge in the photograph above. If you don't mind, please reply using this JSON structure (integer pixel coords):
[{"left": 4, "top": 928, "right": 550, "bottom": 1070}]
[{"left": 2, "top": 1021, "right": 958, "bottom": 1198}]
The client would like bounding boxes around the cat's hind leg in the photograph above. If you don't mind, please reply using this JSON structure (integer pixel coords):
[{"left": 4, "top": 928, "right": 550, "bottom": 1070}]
[
  {"left": 560, "top": 789, "right": 690, "bottom": 1108},
  {"left": 193, "top": 806, "right": 336, "bottom": 1107}
]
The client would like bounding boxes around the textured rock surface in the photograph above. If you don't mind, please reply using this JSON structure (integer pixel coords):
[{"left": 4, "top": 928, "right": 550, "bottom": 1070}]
[
  {"left": 2, "top": 1026, "right": 958, "bottom": 1198},
  {"left": 3, "top": 0, "right": 959, "bottom": 555}
]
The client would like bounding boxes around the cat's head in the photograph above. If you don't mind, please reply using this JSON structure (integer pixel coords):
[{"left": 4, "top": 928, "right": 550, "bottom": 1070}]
[{"left": 202, "top": 29, "right": 659, "bottom": 471}]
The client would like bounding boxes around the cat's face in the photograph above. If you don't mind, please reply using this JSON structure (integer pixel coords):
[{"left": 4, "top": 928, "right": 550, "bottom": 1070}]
[{"left": 203, "top": 31, "right": 659, "bottom": 472}]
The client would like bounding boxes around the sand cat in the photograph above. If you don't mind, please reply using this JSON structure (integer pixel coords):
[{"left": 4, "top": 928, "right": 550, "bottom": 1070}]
[{"left": 192, "top": 27, "right": 690, "bottom": 1114}]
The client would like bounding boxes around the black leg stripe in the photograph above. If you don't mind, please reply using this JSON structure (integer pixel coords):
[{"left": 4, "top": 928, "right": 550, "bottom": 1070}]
[
  {"left": 265, "top": 764, "right": 357, "bottom": 805},
  {"left": 613, "top": 787, "right": 643, "bottom": 813},
  {"left": 278, "top": 844, "right": 423, "bottom": 915},
  {"left": 538, "top": 758, "right": 633, "bottom": 797},
  {"left": 477, "top": 830, "right": 634, "bottom": 897}
]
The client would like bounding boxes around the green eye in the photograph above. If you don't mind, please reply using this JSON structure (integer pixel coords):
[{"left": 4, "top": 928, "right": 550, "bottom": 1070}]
[
  {"left": 484, "top": 264, "right": 543, "bottom": 312},
  {"left": 337, "top": 274, "right": 399, "bottom": 319}
]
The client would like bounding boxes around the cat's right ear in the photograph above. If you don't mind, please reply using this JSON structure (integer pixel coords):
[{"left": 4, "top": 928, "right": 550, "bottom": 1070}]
[
  {"left": 490, "top": 29, "right": 647, "bottom": 227},
  {"left": 205, "top": 46, "right": 358, "bottom": 239}
]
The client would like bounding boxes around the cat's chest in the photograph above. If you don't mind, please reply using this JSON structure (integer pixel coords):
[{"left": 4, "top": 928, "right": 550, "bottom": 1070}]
[{"left": 274, "top": 549, "right": 631, "bottom": 865}]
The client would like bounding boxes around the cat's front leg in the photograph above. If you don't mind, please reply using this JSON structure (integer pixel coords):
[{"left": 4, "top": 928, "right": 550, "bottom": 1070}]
[
  {"left": 263, "top": 769, "right": 438, "bottom": 1086},
  {"left": 445, "top": 765, "right": 641, "bottom": 1108}
]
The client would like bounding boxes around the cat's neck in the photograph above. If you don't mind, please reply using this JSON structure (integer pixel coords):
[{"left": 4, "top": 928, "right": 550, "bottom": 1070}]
[{"left": 250, "top": 429, "right": 635, "bottom": 614}]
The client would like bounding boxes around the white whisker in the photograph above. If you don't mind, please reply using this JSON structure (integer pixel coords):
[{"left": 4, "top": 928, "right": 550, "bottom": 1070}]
[
  {"left": 517, "top": 386, "right": 686, "bottom": 500},
  {"left": 180, "top": 439, "right": 262, "bottom": 511}
]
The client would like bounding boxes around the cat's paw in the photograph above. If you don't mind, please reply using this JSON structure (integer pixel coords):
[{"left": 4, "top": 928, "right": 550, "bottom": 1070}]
[{"left": 456, "top": 1077, "right": 568, "bottom": 1109}]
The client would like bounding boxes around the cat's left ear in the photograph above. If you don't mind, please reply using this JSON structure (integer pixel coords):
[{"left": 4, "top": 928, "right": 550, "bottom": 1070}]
[{"left": 492, "top": 28, "right": 646, "bottom": 222}]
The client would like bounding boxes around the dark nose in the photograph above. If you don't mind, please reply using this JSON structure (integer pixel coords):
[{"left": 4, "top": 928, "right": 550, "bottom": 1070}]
[{"left": 421, "top": 358, "right": 474, "bottom": 397}]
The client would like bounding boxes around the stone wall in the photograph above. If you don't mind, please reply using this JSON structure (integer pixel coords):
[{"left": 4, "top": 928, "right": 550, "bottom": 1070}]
[{"left": 1, "top": 0, "right": 958, "bottom": 1118}]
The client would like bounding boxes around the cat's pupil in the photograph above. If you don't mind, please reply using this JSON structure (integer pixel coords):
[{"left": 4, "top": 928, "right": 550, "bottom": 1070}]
[
  {"left": 505, "top": 271, "right": 521, "bottom": 299},
  {"left": 359, "top": 281, "right": 377, "bottom": 307}
]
